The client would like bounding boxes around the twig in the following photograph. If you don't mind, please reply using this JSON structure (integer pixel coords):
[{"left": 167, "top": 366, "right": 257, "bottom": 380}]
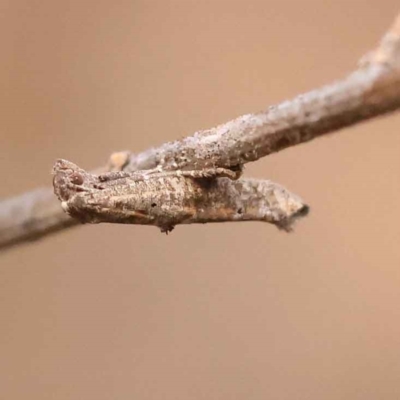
[
  {"left": 1, "top": 14, "right": 400, "bottom": 251},
  {"left": 0, "top": 188, "right": 76, "bottom": 249}
]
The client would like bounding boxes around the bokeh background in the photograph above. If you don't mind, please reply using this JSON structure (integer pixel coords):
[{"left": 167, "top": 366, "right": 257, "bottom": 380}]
[{"left": 1, "top": 1, "right": 400, "bottom": 399}]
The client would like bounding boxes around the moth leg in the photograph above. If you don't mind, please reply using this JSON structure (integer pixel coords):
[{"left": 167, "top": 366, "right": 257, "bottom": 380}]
[
  {"left": 64, "top": 180, "right": 95, "bottom": 194},
  {"left": 179, "top": 167, "right": 241, "bottom": 180},
  {"left": 98, "top": 170, "right": 144, "bottom": 182},
  {"left": 97, "top": 168, "right": 162, "bottom": 184},
  {"left": 97, "top": 165, "right": 242, "bottom": 188},
  {"left": 135, "top": 167, "right": 241, "bottom": 181}
]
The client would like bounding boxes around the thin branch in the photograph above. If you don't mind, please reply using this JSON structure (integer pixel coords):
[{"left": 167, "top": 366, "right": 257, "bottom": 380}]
[
  {"left": 1, "top": 14, "right": 400, "bottom": 251},
  {"left": 123, "top": 15, "right": 400, "bottom": 172},
  {"left": 124, "top": 69, "right": 400, "bottom": 172},
  {"left": 0, "top": 188, "right": 76, "bottom": 249}
]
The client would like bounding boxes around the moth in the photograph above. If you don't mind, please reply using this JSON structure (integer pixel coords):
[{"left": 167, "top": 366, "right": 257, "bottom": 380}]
[{"left": 53, "top": 159, "right": 308, "bottom": 233}]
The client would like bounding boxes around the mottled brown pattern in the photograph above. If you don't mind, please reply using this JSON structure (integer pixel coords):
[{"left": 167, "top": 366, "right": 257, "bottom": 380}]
[{"left": 53, "top": 159, "right": 308, "bottom": 233}]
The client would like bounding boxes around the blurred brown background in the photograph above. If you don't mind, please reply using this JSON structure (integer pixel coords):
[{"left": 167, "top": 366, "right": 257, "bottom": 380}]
[{"left": 1, "top": 1, "right": 400, "bottom": 399}]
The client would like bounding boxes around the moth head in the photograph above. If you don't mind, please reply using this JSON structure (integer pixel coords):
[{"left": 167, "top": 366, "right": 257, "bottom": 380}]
[{"left": 52, "top": 159, "right": 87, "bottom": 202}]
